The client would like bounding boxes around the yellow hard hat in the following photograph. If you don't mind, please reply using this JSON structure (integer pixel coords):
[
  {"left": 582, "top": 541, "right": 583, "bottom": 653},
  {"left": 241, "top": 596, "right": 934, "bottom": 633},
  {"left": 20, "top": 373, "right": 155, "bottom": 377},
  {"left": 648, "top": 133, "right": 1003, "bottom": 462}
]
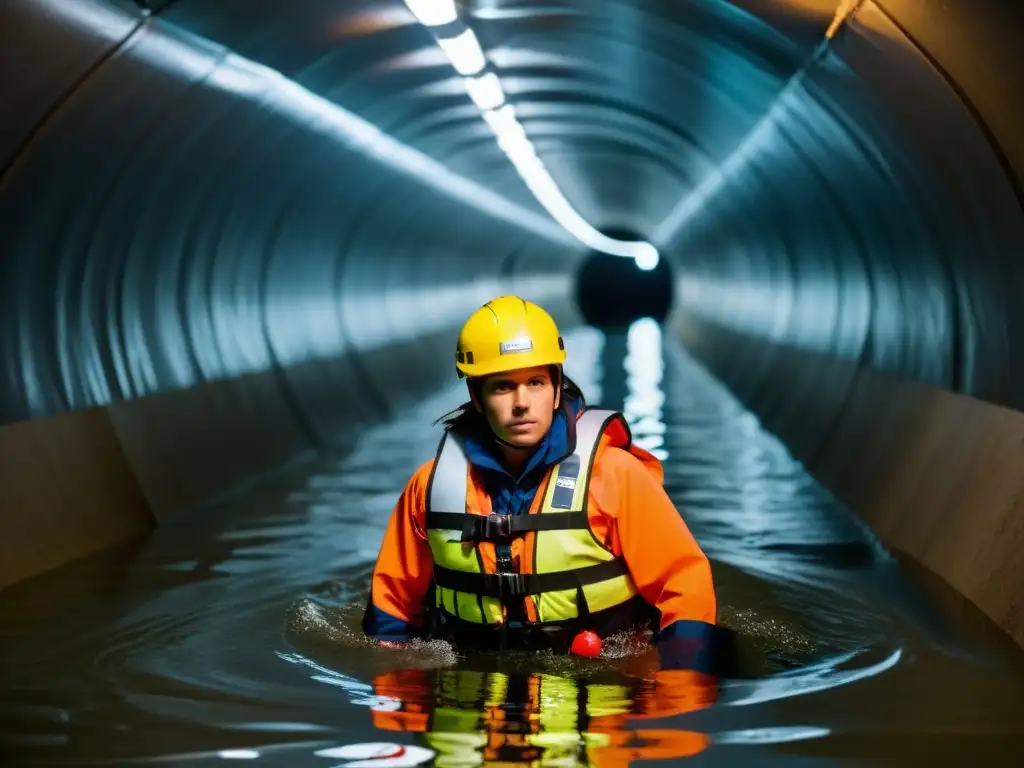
[{"left": 455, "top": 296, "right": 566, "bottom": 379}]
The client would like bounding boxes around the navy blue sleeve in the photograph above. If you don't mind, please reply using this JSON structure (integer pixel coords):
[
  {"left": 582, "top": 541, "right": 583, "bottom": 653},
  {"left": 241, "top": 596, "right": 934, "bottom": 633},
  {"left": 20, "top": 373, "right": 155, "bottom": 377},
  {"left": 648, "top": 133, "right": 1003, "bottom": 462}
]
[
  {"left": 654, "top": 619, "right": 720, "bottom": 673},
  {"left": 361, "top": 601, "right": 417, "bottom": 642}
]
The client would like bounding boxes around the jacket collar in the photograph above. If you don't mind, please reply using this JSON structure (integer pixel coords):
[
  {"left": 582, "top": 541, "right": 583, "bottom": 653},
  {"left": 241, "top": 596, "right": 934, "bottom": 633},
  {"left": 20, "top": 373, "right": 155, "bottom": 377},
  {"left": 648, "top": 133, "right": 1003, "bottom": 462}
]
[{"left": 459, "top": 396, "right": 584, "bottom": 480}]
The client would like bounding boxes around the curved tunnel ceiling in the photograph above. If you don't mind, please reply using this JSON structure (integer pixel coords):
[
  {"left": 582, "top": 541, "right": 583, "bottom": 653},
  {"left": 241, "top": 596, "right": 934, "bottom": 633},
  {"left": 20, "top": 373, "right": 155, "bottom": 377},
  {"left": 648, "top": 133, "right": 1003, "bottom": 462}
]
[
  {"left": 181, "top": 0, "right": 831, "bottom": 237},
  {"left": 3, "top": 0, "right": 1024, "bottom": 641},
  {"left": 1, "top": 0, "right": 846, "bottom": 429}
]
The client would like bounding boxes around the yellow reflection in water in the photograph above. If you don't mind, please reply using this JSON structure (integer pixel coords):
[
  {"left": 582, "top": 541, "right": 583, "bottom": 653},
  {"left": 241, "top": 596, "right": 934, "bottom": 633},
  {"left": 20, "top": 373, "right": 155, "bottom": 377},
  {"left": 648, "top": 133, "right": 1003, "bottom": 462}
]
[{"left": 367, "top": 664, "right": 715, "bottom": 767}]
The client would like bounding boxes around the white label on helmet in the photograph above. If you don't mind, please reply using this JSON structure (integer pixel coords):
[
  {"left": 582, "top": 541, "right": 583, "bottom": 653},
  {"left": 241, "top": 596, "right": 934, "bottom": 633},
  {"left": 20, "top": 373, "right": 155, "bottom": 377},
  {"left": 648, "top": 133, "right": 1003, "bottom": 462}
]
[
  {"left": 500, "top": 337, "right": 533, "bottom": 354},
  {"left": 555, "top": 476, "right": 576, "bottom": 489}
]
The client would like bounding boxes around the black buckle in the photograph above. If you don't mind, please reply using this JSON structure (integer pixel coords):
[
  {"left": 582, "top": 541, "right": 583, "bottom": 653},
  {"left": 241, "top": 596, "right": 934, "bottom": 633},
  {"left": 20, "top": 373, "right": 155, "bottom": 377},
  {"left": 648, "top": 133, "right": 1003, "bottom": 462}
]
[
  {"left": 482, "top": 514, "right": 512, "bottom": 540},
  {"left": 496, "top": 572, "right": 526, "bottom": 599},
  {"left": 461, "top": 514, "right": 513, "bottom": 542}
]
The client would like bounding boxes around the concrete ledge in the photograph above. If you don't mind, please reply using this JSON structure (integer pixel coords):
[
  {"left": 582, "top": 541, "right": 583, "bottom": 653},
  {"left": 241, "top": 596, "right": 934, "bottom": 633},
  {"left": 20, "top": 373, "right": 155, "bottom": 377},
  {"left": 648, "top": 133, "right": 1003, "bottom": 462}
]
[
  {"left": 107, "top": 368, "right": 316, "bottom": 523},
  {"left": 677, "top": 316, "right": 1024, "bottom": 648},
  {"left": 816, "top": 364, "right": 1024, "bottom": 648},
  {"left": 0, "top": 365, "right": 321, "bottom": 589},
  {"left": 0, "top": 407, "right": 153, "bottom": 590}
]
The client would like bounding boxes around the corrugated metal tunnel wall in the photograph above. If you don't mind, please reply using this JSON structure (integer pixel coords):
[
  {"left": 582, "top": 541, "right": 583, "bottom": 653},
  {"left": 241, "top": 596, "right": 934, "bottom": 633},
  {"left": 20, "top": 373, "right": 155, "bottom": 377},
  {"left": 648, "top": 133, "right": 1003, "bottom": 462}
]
[
  {"left": 2, "top": 0, "right": 1024, "bottom": 645},
  {"left": 668, "top": 0, "right": 1024, "bottom": 647},
  {"left": 0, "top": 0, "right": 582, "bottom": 586}
]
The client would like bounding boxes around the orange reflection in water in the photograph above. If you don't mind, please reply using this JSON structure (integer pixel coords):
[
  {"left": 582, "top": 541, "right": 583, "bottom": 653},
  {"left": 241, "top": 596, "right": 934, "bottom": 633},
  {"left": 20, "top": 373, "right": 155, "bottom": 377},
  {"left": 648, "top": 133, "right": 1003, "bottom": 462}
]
[{"left": 368, "top": 661, "right": 716, "bottom": 767}]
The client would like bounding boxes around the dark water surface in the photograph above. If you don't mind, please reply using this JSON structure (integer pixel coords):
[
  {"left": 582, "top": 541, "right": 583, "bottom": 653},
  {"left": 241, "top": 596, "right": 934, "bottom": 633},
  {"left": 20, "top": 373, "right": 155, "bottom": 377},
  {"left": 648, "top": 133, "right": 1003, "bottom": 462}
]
[{"left": 3, "top": 323, "right": 1024, "bottom": 767}]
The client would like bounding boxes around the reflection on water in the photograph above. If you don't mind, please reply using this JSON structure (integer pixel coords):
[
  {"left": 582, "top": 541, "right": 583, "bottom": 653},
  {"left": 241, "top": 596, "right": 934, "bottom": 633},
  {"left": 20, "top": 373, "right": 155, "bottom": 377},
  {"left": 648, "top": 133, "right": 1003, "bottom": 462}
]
[
  {"left": 2, "top": 325, "right": 1024, "bottom": 766},
  {"left": 359, "top": 664, "right": 715, "bottom": 767},
  {"left": 622, "top": 318, "right": 668, "bottom": 461}
]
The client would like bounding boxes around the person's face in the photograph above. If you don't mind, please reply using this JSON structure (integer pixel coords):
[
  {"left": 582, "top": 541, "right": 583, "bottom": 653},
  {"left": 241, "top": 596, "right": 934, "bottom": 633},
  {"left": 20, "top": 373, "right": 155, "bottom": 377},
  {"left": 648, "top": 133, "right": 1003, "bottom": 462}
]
[{"left": 473, "top": 365, "right": 560, "bottom": 448}]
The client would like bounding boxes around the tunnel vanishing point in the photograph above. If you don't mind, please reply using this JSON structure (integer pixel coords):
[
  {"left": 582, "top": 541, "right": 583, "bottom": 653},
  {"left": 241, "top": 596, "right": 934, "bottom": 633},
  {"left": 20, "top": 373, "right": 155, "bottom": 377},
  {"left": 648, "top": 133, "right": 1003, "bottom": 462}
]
[{"left": 2, "top": 0, "right": 1024, "bottom": 648}]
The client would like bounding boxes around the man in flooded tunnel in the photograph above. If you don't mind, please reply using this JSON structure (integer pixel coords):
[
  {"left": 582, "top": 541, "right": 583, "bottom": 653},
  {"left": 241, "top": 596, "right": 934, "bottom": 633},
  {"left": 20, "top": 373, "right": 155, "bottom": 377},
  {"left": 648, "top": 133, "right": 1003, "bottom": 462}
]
[{"left": 362, "top": 295, "right": 718, "bottom": 666}]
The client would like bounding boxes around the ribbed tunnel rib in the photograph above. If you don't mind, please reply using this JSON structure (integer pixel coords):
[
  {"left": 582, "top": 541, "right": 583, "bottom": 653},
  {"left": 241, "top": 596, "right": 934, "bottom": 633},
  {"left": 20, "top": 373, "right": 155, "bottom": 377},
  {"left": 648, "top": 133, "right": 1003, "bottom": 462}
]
[
  {"left": 0, "top": 0, "right": 584, "bottom": 582},
  {"left": 661, "top": 0, "right": 1024, "bottom": 645},
  {"left": 670, "top": 2, "right": 1024, "bottom": 404},
  {"left": 2, "top": 0, "right": 1024, "bottom": 651}
]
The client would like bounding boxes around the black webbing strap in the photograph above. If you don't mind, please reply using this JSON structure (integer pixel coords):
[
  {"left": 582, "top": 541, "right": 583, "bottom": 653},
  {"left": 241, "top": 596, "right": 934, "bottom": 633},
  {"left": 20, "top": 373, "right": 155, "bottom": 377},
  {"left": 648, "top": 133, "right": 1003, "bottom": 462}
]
[
  {"left": 426, "top": 511, "right": 590, "bottom": 541},
  {"left": 433, "top": 558, "right": 629, "bottom": 599}
]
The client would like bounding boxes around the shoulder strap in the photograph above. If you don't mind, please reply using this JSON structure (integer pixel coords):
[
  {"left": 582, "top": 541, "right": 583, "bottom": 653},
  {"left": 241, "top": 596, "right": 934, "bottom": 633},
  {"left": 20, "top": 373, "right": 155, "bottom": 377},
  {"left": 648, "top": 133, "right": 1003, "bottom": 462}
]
[
  {"left": 426, "top": 429, "right": 469, "bottom": 514},
  {"left": 577, "top": 407, "right": 625, "bottom": 452},
  {"left": 426, "top": 408, "right": 628, "bottom": 537},
  {"left": 545, "top": 407, "right": 625, "bottom": 512}
]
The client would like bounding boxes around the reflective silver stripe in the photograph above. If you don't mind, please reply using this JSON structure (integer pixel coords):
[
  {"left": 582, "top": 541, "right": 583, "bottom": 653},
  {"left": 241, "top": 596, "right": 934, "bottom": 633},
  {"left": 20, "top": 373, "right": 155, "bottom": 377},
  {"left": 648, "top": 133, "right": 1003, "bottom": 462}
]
[
  {"left": 546, "top": 408, "right": 623, "bottom": 511},
  {"left": 428, "top": 431, "right": 468, "bottom": 515},
  {"left": 574, "top": 408, "right": 618, "bottom": 468}
]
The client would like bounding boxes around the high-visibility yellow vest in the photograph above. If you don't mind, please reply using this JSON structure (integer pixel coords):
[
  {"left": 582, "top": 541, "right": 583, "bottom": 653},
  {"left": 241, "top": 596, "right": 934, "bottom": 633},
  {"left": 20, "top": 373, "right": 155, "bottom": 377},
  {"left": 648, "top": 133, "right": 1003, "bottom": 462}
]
[{"left": 425, "top": 408, "right": 640, "bottom": 626}]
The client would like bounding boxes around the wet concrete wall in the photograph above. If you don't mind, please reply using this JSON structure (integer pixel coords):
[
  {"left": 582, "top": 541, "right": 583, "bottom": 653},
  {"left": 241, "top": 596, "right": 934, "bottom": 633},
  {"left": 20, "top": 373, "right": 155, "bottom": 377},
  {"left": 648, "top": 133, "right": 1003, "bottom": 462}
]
[
  {"left": 0, "top": 0, "right": 582, "bottom": 589},
  {"left": 670, "top": 0, "right": 1024, "bottom": 645}
]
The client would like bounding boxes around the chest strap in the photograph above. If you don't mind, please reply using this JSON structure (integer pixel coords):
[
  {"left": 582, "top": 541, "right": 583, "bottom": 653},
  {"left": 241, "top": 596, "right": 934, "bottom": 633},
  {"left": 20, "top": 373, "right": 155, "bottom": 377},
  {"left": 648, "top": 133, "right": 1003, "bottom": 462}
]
[
  {"left": 433, "top": 558, "right": 629, "bottom": 600},
  {"left": 425, "top": 510, "right": 590, "bottom": 541}
]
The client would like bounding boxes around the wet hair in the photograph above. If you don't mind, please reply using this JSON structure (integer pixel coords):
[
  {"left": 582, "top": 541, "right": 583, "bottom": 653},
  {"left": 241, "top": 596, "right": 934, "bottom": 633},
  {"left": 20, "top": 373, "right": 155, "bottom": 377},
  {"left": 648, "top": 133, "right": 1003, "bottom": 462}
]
[{"left": 433, "top": 365, "right": 586, "bottom": 433}]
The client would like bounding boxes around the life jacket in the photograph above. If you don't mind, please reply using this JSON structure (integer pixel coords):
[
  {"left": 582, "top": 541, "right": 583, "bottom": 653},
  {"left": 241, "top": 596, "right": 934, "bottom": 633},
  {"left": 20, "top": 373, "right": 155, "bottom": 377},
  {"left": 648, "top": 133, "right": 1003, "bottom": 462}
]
[{"left": 424, "top": 407, "right": 656, "bottom": 650}]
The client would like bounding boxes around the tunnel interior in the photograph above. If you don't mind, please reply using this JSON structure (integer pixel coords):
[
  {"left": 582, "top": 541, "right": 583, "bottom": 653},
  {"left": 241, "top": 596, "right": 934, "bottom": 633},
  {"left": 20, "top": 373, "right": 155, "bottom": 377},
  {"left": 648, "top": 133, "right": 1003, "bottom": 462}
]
[
  {"left": 575, "top": 229, "right": 675, "bottom": 329},
  {"left": 4, "top": 0, "right": 1024, "bottom": 763}
]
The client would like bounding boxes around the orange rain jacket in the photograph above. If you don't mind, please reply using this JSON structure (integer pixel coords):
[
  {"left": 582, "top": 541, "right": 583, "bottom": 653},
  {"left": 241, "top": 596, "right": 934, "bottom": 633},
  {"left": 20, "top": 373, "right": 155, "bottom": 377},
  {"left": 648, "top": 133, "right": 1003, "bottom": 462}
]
[{"left": 362, "top": 396, "right": 717, "bottom": 644}]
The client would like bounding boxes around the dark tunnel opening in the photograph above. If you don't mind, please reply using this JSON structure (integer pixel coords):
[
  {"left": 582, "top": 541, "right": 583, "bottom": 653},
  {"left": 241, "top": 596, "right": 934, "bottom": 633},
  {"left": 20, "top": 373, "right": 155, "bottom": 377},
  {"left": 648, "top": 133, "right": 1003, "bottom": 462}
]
[{"left": 574, "top": 230, "right": 674, "bottom": 329}]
